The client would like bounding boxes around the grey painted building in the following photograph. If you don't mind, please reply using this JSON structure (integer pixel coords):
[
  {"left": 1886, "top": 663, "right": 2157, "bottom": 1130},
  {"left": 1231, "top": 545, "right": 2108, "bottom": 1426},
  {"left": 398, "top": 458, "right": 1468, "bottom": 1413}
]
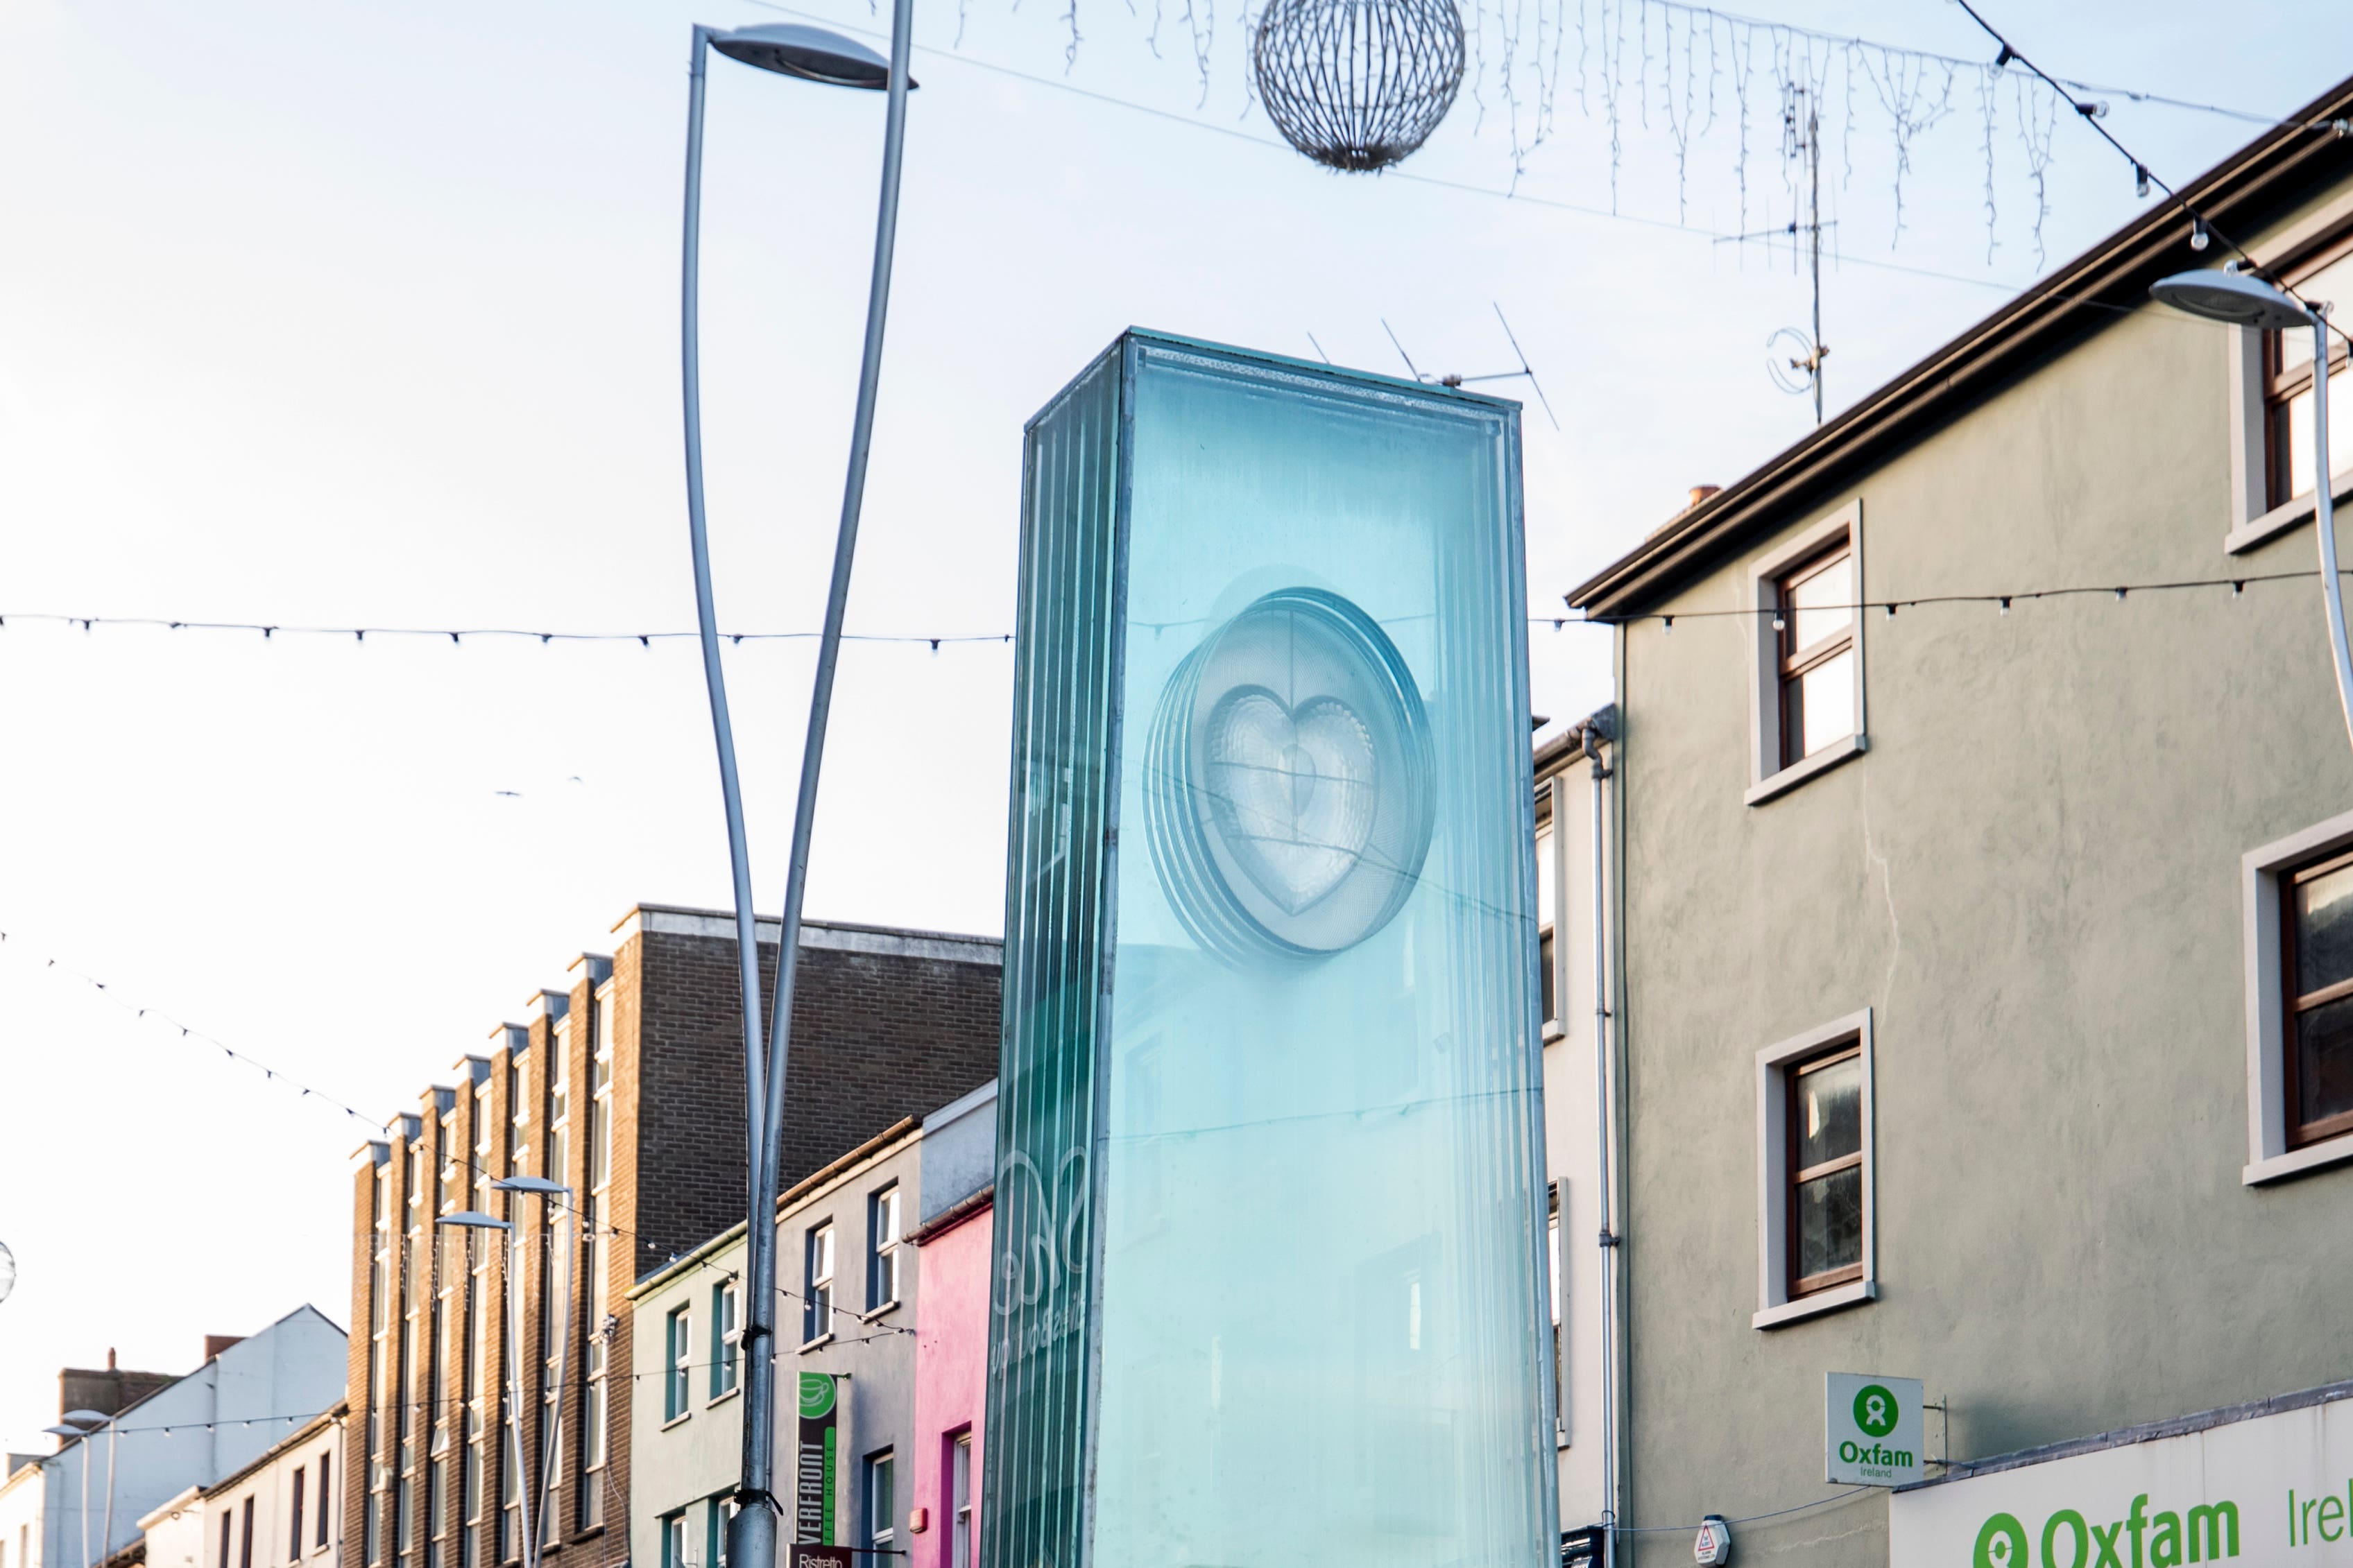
[
  {"left": 26, "top": 1311, "right": 348, "bottom": 1568},
  {"left": 1564, "top": 72, "right": 2353, "bottom": 1568}
]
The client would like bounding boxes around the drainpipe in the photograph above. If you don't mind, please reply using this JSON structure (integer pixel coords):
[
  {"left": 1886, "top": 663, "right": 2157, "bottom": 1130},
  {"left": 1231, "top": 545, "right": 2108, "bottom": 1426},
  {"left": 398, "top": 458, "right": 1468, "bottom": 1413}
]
[{"left": 1579, "top": 705, "right": 1620, "bottom": 1568}]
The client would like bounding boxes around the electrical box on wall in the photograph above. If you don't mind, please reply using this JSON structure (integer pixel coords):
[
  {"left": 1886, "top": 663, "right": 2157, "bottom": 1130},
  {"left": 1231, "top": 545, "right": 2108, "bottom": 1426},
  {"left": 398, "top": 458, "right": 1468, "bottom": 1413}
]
[{"left": 982, "top": 330, "right": 1555, "bottom": 1568}]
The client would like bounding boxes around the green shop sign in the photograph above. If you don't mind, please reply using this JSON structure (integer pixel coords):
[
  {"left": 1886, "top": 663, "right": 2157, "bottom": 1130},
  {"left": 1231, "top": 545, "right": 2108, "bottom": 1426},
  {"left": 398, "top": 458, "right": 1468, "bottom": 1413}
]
[{"left": 795, "top": 1372, "right": 837, "bottom": 1545}]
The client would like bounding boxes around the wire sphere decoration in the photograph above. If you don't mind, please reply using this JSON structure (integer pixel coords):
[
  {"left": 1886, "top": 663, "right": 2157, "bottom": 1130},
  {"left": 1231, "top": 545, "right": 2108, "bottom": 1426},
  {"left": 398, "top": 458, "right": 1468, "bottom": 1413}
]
[{"left": 1252, "top": 0, "right": 1466, "bottom": 173}]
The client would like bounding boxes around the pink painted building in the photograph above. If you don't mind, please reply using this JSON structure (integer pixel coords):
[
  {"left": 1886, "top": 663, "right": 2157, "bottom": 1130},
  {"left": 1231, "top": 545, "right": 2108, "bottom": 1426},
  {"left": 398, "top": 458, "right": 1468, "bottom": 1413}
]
[{"left": 907, "top": 1081, "right": 995, "bottom": 1568}]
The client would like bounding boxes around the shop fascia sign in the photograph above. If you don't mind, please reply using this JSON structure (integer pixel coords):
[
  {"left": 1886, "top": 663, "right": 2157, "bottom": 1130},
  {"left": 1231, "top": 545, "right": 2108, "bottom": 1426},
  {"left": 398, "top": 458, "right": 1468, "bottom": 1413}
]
[{"left": 1889, "top": 1388, "right": 2353, "bottom": 1568}]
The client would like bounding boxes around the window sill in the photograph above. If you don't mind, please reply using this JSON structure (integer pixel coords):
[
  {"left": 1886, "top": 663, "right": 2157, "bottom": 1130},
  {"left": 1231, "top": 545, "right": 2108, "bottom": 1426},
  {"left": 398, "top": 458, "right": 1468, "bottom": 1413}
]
[
  {"left": 2225, "top": 465, "right": 2353, "bottom": 555},
  {"left": 1752, "top": 1278, "right": 1876, "bottom": 1330},
  {"left": 566, "top": 1528, "right": 605, "bottom": 1547},
  {"left": 859, "top": 1300, "right": 902, "bottom": 1323},
  {"left": 798, "top": 1332, "right": 835, "bottom": 1354},
  {"left": 1744, "top": 733, "right": 1867, "bottom": 807},
  {"left": 660, "top": 1411, "right": 691, "bottom": 1431},
  {"left": 1541, "top": 1020, "right": 1566, "bottom": 1044},
  {"left": 707, "top": 1386, "right": 741, "bottom": 1408},
  {"left": 2243, "top": 1133, "right": 2353, "bottom": 1186}
]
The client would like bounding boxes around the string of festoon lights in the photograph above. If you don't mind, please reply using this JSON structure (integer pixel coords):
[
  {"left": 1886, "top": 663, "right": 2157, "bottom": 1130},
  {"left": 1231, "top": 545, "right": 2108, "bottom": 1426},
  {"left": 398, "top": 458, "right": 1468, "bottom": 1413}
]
[
  {"left": 1570, "top": 567, "right": 2352, "bottom": 630},
  {"left": 40, "top": 1338, "right": 915, "bottom": 1444},
  {"left": 12, "top": 571, "right": 2353, "bottom": 647},
  {"left": 1940, "top": 0, "right": 2353, "bottom": 354},
  {"left": 0, "top": 931, "right": 905, "bottom": 1325}
]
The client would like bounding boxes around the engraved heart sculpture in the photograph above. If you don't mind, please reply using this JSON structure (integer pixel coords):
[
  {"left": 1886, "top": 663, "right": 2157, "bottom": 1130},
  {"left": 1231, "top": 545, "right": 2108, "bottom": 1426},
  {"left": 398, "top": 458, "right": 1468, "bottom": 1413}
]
[{"left": 1204, "top": 688, "right": 1378, "bottom": 913}]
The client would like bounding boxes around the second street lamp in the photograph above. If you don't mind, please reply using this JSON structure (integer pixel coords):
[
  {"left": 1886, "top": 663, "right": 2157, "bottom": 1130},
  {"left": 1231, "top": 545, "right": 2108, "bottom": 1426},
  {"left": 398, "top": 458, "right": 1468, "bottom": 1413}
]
[
  {"left": 674, "top": 15, "right": 917, "bottom": 1568},
  {"left": 2152, "top": 265, "right": 2353, "bottom": 755},
  {"left": 436, "top": 1212, "right": 531, "bottom": 1568},
  {"left": 490, "top": 1175, "right": 574, "bottom": 1568}
]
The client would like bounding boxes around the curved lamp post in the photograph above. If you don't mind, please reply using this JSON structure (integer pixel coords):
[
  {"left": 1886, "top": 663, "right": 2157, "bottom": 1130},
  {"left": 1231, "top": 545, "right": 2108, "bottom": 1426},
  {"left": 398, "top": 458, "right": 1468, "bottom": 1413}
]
[
  {"left": 676, "top": 18, "right": 916, "bottom": 1568},
  {"left": 434, "top": 1213, "right": 527, "bottom": 1568},
  {"left": 44, "top": 1413, "right": 108, "bottom": 1568},
  {"left": 2153, "top": 267, "right": 2353, "bottom": 755},
  {"left": 491, "top": 1173, "right": 573, "bottom": 1568}
]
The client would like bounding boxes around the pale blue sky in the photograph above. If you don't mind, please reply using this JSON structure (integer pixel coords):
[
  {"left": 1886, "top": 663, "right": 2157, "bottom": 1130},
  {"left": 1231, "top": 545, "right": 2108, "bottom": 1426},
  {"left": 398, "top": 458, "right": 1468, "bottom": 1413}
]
[{"left": 1, "top": 0, "right": 2347, "bottom": 1451}]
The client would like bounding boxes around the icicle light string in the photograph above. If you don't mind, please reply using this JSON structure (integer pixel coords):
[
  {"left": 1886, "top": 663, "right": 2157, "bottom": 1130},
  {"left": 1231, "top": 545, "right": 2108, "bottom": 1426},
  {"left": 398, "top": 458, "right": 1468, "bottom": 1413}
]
[
  {"left": 1560, "top": 566, "right": 2335, "bottom": 630},
  {"left": 0, "top": 932, "right": 887, "bottom": 1318},
  {"left": 747, "top": 0, "right": 2340, "bottom": 267}
]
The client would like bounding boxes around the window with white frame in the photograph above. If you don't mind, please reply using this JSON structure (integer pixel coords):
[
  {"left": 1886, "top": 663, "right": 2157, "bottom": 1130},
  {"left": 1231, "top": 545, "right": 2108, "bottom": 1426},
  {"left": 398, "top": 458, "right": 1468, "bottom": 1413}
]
[
  {"left": 665, "top": 1306, "right": 692, "bottom": 1421},
  {"left": 864, "top": 1450, "right": 895, "bottom": 1554},
  {"left": 950, "top": 1431, "right": 975, "bottom": 1568},
  {"left": 705, "top": 1499, "right": 736, "bottom": 1568},
  {"left": 581, "top": 983, "right": 615, "bottom": 1529},
  {"left": 1745, "top": 502, "right": 1865, "bottom": 804},
  {"left": 710, "top": 1282, "right": 740, "bottom": 1398},
  {"left": 869, "top": 1186, "right": 902, "bottom": 1309},
  {"left": 1547, "top": 1184, "right": 1566, "bottom": 1447},
  {"left": 805, "top": 1224, "right": 835, "bottom": 1341},
  {"left": 2242, "top": 809, "right": 2353, "bottom": 1184},
  {"left": 1536, "top": 822, "right": 1559, "bottom": 1034},
  {"left": 660, "top": 1514, "right": 688, "bottom": 1568},
  {"left": 1753, "top": 1009, "right": 1876, "bottom": 1328}
]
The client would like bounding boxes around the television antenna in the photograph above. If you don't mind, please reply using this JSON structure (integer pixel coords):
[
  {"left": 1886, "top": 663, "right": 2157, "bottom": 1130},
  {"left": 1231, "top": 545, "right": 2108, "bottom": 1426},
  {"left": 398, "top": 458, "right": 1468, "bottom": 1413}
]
[
  {"left": 1378, "top": 304, "right": 1560, "bottom": 429},
  {"left": 1717, "top": 83, "right": 1833, "bottom": 424}
]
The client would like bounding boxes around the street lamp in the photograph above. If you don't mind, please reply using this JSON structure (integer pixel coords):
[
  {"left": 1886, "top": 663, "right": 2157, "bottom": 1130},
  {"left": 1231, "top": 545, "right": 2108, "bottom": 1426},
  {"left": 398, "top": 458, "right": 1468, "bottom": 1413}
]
[
  {"left": 2152, "top": 266, "right": 2353, "bottom": 754},
  {"left": 674, "top": 15, "right": 916, "bottom": 1568},
  {"left": 436, "top": 1212, "right": 533, "bottom": 1568},
  {"left": 46, "top": 1410, "right": 110, "bottom": 1568},
  {"left": 489, "top": 1175, "right": 573, "bottom": 1568}
]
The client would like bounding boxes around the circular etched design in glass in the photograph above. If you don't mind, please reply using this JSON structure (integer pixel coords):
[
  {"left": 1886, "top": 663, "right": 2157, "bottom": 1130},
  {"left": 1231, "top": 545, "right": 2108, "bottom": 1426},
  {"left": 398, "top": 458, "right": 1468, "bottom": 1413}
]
[{"left": 1145, "top": 587, "right": 1435, "bottom": 962}]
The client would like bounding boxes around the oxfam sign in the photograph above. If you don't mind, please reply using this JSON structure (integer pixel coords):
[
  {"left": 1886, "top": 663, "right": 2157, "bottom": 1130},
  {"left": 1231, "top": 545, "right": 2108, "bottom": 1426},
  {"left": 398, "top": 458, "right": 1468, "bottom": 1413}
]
[
  {"left": 1826, "top": 1372, "right": 1925, "bottom": 1486},
  {"left": 1888, "top": 1391, "right": 2353, "bottom": 1568}
]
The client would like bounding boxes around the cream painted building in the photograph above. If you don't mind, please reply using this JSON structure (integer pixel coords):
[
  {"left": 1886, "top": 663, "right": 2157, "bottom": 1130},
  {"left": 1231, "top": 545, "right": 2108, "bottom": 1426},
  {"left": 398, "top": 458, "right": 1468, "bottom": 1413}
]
[{"left": 139, "top": 1408, "right": 342, "bottom": 1568}]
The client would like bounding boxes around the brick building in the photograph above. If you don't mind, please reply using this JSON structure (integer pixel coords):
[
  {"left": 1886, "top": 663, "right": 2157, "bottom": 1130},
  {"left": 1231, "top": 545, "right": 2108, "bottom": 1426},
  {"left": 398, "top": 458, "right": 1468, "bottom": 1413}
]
[{"left": 341, "top": 906, "right": 1001, "bottom": 1568}]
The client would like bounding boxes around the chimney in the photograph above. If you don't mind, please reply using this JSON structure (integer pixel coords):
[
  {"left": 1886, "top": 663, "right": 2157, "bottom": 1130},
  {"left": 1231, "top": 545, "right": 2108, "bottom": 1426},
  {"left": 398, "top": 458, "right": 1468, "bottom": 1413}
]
[
  {"left": 107, "top": 1349, "right": 117, "bottom": 1372},
  {"left": 203, "top": 1335, "right": 244, "bottom": 1362},
  {"left": 1686, "top": 484, "right": 1722, "bottom": 510}
]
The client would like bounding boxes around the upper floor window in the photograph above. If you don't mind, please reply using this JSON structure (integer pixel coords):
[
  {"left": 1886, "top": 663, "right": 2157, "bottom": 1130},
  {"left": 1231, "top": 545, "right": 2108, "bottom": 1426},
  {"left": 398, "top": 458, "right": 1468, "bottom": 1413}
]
[
  {"left": 864, "top": 1451, "right": 895, "bottom": 1556},
  {"left": 805, "top": 1224, "right": 835, "bottom": 1341},
  {"left": 1774, "top": 540, "right": 1856, "bottom": 770},
  {"left": 1753, "top": 1009, "right": 1876, "bottom": 1329},
  {"left": 950, "top": 1431, "right": 975, "bottom": 1568},
  {"left": 1745, "top": 503, "right": 1865, "bottom": 805},
  {"left": 2264, "top": 239, "right": 2353, "bottom": 508},
  {"left": 2283, "top": 847, "right": 2353, "bottom": 1149},
  {"left": 664, "top": 1306, "right": 692, "bottom": 1421},
  {"left": 710, "top": 1282, "right": 741, "bottom": 1398},
  {"left": 1786, "top": 1045, "right": 1865, "bottom": 1297},
  {"left": 868, "top": 1187, "right": 902, "bottom": 1309},
  {"left": 549, "top": 1022, "right": 571, "bottom": 1130},
  {"left": 1535, "top": 822, "right": 1558, "bottom": 1033},
  {"left": 592, "top": 981, "right": 616, "bottom": 1092}
]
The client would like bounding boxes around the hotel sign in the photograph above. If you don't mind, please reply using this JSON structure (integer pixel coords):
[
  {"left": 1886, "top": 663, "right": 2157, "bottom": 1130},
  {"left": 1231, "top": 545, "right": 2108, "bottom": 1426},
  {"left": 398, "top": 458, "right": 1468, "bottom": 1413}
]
[{"left": 1889, "top": 1389, "right": 2353, "bottom": 1568}]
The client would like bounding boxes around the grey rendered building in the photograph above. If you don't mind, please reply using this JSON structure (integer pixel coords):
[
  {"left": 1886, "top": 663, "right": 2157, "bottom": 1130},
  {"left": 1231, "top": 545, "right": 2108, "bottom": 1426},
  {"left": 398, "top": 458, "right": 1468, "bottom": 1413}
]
[{"left": 1564, "top": 72, "right": 2353, "bottom": 1568}]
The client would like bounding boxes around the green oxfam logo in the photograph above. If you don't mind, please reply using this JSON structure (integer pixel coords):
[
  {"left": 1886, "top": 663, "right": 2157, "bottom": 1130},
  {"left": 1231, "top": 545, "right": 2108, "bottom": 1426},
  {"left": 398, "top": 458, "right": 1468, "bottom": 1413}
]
[
  {"left": 1853, "top": 1384, "right": 1900, "bottom": 1438},
  {"left": 798, "top": 1373, "right": 836, "bottom": 1420}
]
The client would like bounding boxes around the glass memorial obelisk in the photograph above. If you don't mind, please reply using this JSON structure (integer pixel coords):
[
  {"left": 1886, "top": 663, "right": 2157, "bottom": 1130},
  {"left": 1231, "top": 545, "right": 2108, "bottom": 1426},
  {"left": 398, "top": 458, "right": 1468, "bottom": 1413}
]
[{"left": 984, "top": 331, "right": 1555, "bottom": 1568}]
